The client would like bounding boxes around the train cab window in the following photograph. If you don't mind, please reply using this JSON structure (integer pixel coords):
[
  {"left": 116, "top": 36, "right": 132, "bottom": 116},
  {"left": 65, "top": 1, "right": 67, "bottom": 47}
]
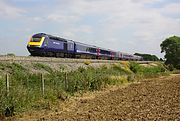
[{"left": 31, "top": 37, "right": 42, "bottom": 42}]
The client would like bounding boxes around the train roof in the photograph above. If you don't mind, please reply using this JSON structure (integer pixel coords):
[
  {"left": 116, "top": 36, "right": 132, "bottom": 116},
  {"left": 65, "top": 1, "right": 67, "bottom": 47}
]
[
  {"left": 33, "top": 33, "right": 67, "bottom": 42},
  {"left": 73, "top": 41, "right": 97, "bottom": 48}
]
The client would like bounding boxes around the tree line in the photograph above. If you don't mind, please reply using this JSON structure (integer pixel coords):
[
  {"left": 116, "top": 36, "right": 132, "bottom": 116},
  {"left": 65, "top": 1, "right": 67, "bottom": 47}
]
[{"left": 134, "top": 53, "right": 159, "bottom": 61}]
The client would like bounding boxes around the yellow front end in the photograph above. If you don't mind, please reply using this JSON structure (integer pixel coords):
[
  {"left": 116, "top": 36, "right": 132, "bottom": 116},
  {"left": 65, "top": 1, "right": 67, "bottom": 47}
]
[{"left": 27, "top": 37, "right": 45, "bottom": 47}]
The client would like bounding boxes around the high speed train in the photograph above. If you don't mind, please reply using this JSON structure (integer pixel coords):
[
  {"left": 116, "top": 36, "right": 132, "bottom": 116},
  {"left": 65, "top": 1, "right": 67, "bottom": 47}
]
[{"left": 27, "top": 33, "right": 142, "bottom": 61}]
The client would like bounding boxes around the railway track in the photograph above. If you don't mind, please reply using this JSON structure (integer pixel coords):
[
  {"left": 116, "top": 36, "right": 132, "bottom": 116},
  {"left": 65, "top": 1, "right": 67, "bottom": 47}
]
[{"left": 0, "top": 56, "right": 151, "bottom": 64}]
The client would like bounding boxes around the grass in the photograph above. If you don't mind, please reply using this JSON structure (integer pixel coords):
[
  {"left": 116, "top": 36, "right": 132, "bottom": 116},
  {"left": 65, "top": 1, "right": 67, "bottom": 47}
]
[
  {"left": 0, "top": 61, "right": 172, "bottom": 118},
  {"left": 33, "top": 63, "right": 53, "bottom": 72}
]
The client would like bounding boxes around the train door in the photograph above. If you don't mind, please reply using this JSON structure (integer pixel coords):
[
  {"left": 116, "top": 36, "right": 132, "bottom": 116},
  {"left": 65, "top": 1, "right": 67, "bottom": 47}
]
[
  {"left": 44, "top": 38, "right": 48, "bottom": 48},
  {"left": 42, "top": 37, "right": 48, "bottom": 56},
  {"left": 67, "top": 41, "right": 74, "bottom": 52},
  {"left": 67, "top": 41, "right": 75, "bottom": 57},
  {"left": 111, "top": 52, "right": 114, "bottom": 60},
  {"left": 96, "top": 48, "right": 100, "bottom": 59},
  {"left": 119, "top": 53, "right": 122, "bottom": 60},
  {"left": 64, "top": 42, "right": 67, "bottom": 52},
  {"left": 62, "top": 42, "right": 67, "bottom": 57}
]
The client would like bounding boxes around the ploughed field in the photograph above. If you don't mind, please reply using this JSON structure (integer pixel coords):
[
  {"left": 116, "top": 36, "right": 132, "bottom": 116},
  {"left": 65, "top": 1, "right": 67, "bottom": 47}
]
[{"left": 17, "top": 74, "right": 180, "bottom": 121}]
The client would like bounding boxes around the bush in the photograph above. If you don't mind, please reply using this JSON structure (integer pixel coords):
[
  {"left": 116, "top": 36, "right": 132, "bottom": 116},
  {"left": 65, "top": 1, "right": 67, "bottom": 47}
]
[
  {"left": 84, "top": 60, "right": 91, "bottom": 65},
  {"left": 129, "top": 62, "right": 141, "bottom": 73},
  {"left": 166, "top": 64, "right": 174, "bottom": 71},
  {"left": 127, "top": 75, "right": 135, "bottom": 82}
]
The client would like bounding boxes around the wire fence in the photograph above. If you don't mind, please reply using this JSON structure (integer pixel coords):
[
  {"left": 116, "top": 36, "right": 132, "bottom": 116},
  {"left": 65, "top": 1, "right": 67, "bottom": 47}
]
[
  {"left": 0, "top": 72, "right": 70, "bottom": 97},
  {"left": 0, "top": 69, "right": 107, "bottom": 100}
]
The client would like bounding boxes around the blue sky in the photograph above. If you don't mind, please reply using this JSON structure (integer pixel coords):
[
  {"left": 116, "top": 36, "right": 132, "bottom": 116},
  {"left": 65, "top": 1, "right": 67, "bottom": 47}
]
[{"left": 0, "top": 0, "right": 180, "bottom": 58}]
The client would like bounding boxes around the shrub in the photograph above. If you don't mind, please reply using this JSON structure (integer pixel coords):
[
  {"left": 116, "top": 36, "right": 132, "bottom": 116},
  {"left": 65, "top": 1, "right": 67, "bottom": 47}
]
[
  {"left": 129, "top": 62, "right": 141, "bottom": 73},
  {"left": 84, "top": 60, "right": 91, "bottom": 65},
  {"left": 166, "top": 64, "right": 174, "bottom": 71},
  {"left": 127, "top": 74, "right": 135, "bottom": 82}
]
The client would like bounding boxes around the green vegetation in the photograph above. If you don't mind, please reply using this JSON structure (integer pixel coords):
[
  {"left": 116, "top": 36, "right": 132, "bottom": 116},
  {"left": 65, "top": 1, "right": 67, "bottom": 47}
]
[
  {"left": 0, "top": 61, "right": 171, "bottom": 118},
  {"left": 33, "top": 63, "right": 53, "bottom": 72},
  {"left": 84, "top": 60, "right": 91, "bottom": 65},
  {"left": 160, "top": 36, "right": 180, "bottom": 69},
  {"left": 134, "top": 53, "right": 159, "bottom": 61},
  {"left": 129, "top": 62, "right": 167, "bottom": 78}
]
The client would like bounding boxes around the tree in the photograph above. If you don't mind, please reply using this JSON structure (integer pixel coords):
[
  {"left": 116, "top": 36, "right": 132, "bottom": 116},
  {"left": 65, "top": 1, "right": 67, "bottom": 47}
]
[
  {"left": 160, "top": 36, "right": 180, "bottom": 69},
  {"left": 134, "top": 53, "right": 159, "bottom": 61}
]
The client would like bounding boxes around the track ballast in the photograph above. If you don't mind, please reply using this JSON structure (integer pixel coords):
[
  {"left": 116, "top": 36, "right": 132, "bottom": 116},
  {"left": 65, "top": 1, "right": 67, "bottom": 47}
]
[{"left": 0, "top": 56, "right": 151, "bottom": 64}]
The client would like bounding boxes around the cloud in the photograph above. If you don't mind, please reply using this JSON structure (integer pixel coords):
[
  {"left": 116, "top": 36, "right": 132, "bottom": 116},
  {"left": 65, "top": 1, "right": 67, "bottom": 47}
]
[
  {"left": 38, "top": 0, "right": 180, "bottom": 57},
  {"left": 131, "top": 0, "right": 163, "bottom": 4},
  {"left": 61, "top": 25, "right": 93, "bottom": 40},
  {"left": 0, "top": 0, "right": 179, "bottom": 57},
  {"left": 0, "top": 0, "right": 25, "bottom": 18},
  {"left": 159, "top": 3, "right": 180, "bottom": 15},
  {"left": 47, "top": 14, "right": 79, "bottom": 23}
]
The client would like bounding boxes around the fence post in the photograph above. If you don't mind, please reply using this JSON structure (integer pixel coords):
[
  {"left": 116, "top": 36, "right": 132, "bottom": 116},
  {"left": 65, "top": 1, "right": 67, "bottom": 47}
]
[
  {"left": 64, "top": 72, "right": 68, "bottom": 91},
  {"left": 6, "top": 74, "right": 9, "bottom": 96},
  {"left": 41, "top": 73, "right": 45, "bottom": 96}
]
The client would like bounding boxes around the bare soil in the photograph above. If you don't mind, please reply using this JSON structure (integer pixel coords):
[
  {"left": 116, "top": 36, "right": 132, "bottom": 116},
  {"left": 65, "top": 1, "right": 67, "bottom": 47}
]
[{"left": 12, "top": 74, "right": 180, "bottom": 121}]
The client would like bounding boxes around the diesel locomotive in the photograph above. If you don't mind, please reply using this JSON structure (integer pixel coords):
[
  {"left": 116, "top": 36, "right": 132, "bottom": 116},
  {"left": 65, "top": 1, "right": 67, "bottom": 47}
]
[{"left": 27, "top": 33, "right": 142, "bottom": 60}]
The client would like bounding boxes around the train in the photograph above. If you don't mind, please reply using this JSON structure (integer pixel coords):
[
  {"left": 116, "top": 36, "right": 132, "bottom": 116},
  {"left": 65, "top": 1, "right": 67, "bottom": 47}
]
[{"left": 27, "top": 33, "right": 143, "bottom": 61}]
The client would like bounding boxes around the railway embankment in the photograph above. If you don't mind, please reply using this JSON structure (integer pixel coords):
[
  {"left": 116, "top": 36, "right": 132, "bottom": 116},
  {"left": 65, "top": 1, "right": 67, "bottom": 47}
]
[{"left": 0, "top": 58, "right": 179, "bottom": 120}]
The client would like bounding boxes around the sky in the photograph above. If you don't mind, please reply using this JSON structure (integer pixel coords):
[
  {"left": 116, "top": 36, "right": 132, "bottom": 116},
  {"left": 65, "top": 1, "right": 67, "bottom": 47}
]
[{"left": 0, "top": 0, "right": 180, "bottom": 58}]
